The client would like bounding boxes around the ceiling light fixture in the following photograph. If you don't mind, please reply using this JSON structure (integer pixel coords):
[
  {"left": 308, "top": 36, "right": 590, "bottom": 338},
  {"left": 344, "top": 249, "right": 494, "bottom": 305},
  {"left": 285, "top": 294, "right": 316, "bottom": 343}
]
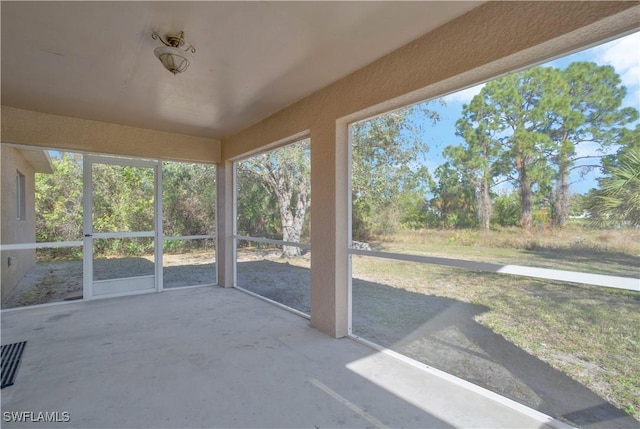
[{"left": 151, "top": 31, "right": 196, "bottom": 75}]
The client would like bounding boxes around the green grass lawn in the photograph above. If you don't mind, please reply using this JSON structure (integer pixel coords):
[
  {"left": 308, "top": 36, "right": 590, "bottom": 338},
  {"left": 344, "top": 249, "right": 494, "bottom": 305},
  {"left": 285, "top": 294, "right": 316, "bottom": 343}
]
[
  {"left": 352, "top": 226, "right": 640, "bottom": 420},
  {"left": 374, "top": 226, "right": 640, "bottom": 277}
]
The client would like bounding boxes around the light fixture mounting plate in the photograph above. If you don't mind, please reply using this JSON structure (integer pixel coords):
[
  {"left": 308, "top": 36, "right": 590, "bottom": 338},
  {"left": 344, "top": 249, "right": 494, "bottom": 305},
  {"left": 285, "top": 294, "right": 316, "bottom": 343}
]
[{"left": 152, "top": 31, "right": 196, "bottom": 53}]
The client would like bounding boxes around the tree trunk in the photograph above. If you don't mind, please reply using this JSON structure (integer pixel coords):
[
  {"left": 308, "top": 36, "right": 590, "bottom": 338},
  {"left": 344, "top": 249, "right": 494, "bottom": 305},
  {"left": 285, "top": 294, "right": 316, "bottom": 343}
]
[
  {"left": 477, "top": 179, "right": 492, "bottom": 230},
  {"left": 276, "top": 191, "right": 301, "bottom": 258},
  {"left": 553, "top": 167, "right": 570, "bottom": 228},
  {"left": 281, "top": 214, "right": 301, "bottom": 257},
  {"left": 520, "top": 181, "right": 533, "bottom": 231},
  {"left": 518, "top": 158, "right": 533, "bottom": 231},
  {"left": 244, "top": 149, "right": 310, "bottom": 259},
  {"left": 276, "top": 181, "right": 309, "bottom": 258}
]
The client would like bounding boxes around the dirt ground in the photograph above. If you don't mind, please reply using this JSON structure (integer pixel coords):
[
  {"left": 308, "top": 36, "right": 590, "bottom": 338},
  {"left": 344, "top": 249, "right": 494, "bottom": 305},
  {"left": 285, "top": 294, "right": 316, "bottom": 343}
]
[
  {"left": 1, "top": 249, "right": 288, "bottom": 309},
  {"left": 2, "top": 252, "right": 217, "bottom": 309}
]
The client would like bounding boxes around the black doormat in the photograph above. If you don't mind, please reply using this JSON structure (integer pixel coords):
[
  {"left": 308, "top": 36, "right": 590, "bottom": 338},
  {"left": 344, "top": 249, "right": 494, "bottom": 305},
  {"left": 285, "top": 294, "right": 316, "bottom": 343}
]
[{"left": 1, "top": 341, "right": 27, "bottom": 389}]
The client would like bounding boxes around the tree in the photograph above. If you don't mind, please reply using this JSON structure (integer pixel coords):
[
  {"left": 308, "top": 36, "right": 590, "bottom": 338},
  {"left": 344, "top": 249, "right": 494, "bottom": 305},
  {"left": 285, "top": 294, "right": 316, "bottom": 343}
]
[
  {"left": 91, "top": 163, "right": 155, "bottom": 255},
  {"left": 163, "top": 162, "right": 216, "bottom": 253},
  {"left": 36, "top": 154, "right": 217, "bottom": 258},
  {"left": 351, "top": 103, "right": 440, "bottom": 238},
  {"left": 547, "top": 63, "right": 637, "bottom": 226},
  {"left": 397, "top": 189, "right": 432, "bottom": 230},
  {"left": 35, "top": 153, "right": 83, "bottom": 258},
  {"left": 492, "top": 191, "right": 521, "bottom": 227},
  {"left": 600, "top": 125, "right": 640, "bottom": 176},
  {"left": 238, "top": 140, "right": 310, "bottom": 257},
  {"left": 236, "top": 178, "right": 280, "bottom": 240},
  {"left": 163, "top": 162, "right": 216, "bottom": 237},
  {"left": 460, "top": 67, "right": 558, "bottom": 230},
  {"left": 587, "top": 126, "right": 640, "bottom": 227},
  {"left": 428, "top": 162, "right": 476, "bottom": 228},
  {"left": 450, "top": 94, "right": 501, "bottom": 230},
  {"left": 454, "top": 63, "right": 636, "bottom": 230}
]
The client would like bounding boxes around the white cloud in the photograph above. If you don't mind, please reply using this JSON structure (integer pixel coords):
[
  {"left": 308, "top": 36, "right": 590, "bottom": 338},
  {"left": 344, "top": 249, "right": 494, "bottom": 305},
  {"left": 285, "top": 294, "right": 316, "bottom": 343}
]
[
  {"left": 573, "top": 140, "right": 617, "bottom": 159},
  {"left": 441, "top": 83, "right": 485, "bottom": 104},
  {"left": 592, "top": 31, "right": 640, "bottom": 98}
]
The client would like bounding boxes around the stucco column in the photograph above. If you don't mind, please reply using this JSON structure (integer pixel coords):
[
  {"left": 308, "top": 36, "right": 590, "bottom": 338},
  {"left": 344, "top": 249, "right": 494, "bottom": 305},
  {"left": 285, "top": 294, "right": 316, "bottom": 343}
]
[
  {"left": 216, "top": 161, "right": 235, "bottom": 288},
  {"left": 309, "top": 119, "right": 350, "bottom": 338}
]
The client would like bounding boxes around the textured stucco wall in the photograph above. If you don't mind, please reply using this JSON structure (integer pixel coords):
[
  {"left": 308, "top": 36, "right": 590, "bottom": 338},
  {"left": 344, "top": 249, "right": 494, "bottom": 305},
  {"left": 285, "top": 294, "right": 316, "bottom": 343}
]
[
  {"left": 1, "top": 106, "right": 221, "bottom": 163},
  {"left": 220, "top": 1, "right": 640, "bottom": 337},
  {"left": 1, "top": 146, "right": 37, "bottom": 300}
]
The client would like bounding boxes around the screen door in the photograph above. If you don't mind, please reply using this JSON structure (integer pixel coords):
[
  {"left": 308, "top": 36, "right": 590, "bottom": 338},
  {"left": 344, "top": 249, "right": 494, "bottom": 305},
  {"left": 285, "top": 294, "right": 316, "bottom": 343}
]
[{"left": 83, "top": 155, "right": 161, "bottom": 299}]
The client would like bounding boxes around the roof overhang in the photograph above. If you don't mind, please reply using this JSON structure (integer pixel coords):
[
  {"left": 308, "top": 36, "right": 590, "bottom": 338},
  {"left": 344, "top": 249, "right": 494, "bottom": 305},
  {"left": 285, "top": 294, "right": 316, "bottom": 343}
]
[{"left": 17, "top": 148, "right": 54, "bottom": 174}]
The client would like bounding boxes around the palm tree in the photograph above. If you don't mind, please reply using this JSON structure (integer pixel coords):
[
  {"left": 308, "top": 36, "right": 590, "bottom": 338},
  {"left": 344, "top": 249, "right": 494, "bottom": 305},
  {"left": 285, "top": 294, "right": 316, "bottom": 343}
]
[{"left": 588, "top": 146, "right": 640, "bottom": 227}]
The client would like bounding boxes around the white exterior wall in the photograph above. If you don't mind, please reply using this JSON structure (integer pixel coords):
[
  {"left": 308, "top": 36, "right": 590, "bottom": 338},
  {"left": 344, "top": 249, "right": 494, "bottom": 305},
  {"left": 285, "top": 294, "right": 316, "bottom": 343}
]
[{"left": 1, "top": 145, "right": 37, "bottom": 300}]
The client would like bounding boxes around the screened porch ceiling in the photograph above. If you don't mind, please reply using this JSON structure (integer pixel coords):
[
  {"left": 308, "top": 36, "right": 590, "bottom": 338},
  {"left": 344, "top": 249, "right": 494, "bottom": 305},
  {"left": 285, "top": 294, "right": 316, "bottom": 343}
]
[{"left": 0, "top": 1, "right": 482, "bottom": 140}]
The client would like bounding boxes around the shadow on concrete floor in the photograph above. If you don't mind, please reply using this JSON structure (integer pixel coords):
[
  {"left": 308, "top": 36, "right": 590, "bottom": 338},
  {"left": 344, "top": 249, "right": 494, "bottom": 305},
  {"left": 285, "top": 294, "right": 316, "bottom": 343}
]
[{"left": 237, "top": 260, "right": 638, "bottom": 429}]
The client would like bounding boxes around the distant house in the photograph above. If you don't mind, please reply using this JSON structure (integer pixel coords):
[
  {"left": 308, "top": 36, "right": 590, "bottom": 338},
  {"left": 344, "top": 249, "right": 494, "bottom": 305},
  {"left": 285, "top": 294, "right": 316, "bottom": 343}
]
[{"left": 1, "top": 145, "right": 54, "bottom": 300}]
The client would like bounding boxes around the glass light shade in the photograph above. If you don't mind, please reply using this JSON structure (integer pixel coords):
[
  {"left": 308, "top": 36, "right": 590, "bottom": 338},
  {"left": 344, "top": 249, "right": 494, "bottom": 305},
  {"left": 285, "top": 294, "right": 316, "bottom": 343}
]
[{"left": 154, "top": 46, "right": 191, "bottom": 75}]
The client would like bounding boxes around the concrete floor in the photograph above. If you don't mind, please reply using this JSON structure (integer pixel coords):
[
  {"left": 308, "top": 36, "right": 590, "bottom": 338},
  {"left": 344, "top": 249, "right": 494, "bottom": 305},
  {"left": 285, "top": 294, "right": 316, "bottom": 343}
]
[{"left": 1, "top": 286, "right": 564, "bottom": 428}]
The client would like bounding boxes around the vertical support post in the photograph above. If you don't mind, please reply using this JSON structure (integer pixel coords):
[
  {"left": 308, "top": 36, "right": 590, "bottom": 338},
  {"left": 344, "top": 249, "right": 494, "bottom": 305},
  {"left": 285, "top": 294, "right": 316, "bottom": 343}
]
[
  {"left": 82, "top": 155, "right": 93, "bottom": 300},
  {"left": 309, "top": 119, "right": 350, "bottom": 338},
  {"left": 155, "top": 161, "right": 163, "bottom": 292},
  {"left": 345, "top": 119, "right": 354, "bottom": 336},
  {"left": 216, "top": 161, "right": 236, "bottom": 288}
]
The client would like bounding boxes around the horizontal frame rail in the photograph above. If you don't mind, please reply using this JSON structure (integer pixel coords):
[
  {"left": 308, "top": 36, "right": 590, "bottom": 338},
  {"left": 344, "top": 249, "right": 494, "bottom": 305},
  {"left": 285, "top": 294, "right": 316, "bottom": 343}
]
[
  {"left": 1, "top": 234, "right": 218, "bottom": 250},
  {"left": 85, "top": 154, "right": 159, "bottom": 168},
  {"left": 235, "top": 235, "right": 310, "bottom": 250},
  {"left": 163, "top": 235, "right": 216, "bottom": 241},
  {"left": 93, "top": 231, "right": 154, "bottom": 239},
  {"left": 0, "top": 241, "right": 83, "bottom": 251},
  {"left": 349, "top": 248, "right": 639, "bottom": 292}
]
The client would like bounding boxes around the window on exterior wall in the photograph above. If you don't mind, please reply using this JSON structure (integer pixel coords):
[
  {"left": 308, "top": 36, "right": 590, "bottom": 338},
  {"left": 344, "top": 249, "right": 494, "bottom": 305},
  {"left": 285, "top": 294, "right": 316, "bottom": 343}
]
[
  {"left": 234, "top": 138, "right": 311, "bottom": 316},
  {"left": 349, "top": 32, "right": 639, "bottom": 427},
  {"left": 16, "top": 171, "right": 25, "bottom": 220}
]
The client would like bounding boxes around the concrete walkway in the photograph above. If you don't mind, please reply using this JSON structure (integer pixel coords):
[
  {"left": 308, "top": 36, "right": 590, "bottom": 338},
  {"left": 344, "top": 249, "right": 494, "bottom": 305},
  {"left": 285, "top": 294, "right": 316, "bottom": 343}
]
[{"left": 2, "top": 286, "right": 563, "bottom": 428}]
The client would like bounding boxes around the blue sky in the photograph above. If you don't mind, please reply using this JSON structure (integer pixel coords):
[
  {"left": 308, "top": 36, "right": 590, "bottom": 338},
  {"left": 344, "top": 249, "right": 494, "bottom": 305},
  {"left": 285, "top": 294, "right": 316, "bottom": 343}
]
[{"left": 416, "top": 31, "right": 640, "bottom": 195}]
